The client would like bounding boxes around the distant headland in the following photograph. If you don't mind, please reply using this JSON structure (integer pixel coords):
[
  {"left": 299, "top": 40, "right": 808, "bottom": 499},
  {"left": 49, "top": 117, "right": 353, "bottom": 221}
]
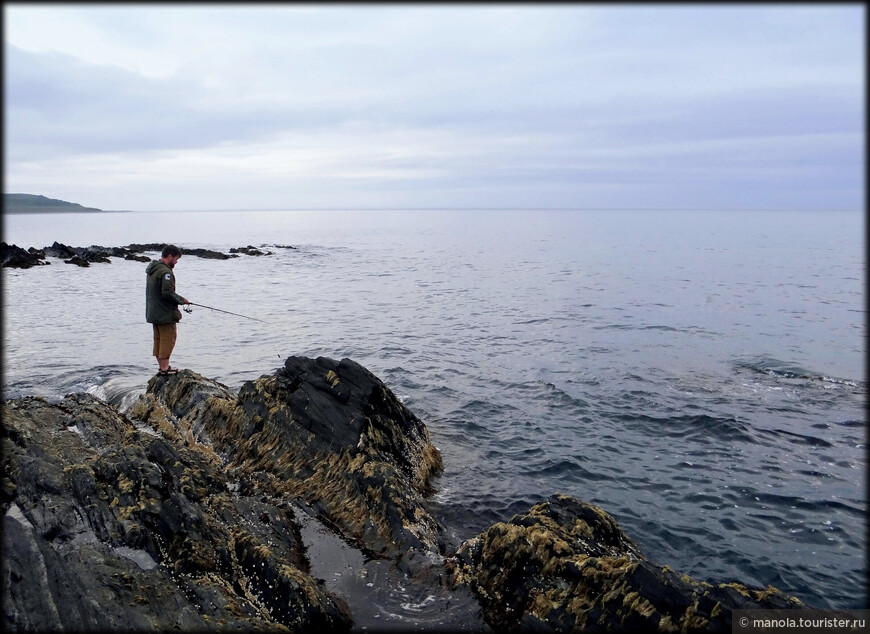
[{"left": 3, "top": 193, "right": 108, "bottom": 214}]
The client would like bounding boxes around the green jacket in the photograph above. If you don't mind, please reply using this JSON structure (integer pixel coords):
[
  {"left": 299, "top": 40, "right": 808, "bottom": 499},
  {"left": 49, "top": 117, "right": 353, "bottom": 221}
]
[{"left": 145, "top": 260, "right": 185, "bottom": 324}]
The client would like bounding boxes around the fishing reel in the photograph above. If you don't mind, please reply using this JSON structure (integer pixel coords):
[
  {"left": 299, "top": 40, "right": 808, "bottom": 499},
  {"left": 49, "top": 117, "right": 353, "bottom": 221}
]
[{"left": 183, "top": 304, "right": 194, "bottom": 314}]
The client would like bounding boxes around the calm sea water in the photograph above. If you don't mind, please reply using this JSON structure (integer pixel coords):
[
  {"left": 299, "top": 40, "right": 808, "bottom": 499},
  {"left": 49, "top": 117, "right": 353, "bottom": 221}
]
[{"left": 2, "top": 209, "right": 866, "bottom": 612}]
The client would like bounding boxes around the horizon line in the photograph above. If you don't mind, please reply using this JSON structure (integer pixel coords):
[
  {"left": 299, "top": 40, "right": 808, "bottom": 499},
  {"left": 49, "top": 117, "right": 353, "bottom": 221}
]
[{"left": 95, "top": 206, "right": 864, "bottom": 213}]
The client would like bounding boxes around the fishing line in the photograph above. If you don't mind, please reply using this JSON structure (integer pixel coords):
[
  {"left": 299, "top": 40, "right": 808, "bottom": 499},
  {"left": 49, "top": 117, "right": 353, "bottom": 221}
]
[{"left": 183, "top": 302, "right": 266, "bottom": 323}]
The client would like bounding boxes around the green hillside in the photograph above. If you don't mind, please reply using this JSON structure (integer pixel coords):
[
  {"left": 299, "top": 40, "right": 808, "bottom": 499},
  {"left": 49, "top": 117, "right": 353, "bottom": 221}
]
[{"left": 4, "top": 193, "right": 104, "bottom": 214}]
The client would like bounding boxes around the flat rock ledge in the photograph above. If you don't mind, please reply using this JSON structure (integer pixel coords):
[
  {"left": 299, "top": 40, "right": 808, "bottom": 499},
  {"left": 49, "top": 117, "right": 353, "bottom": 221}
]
[{"left": 3, "top": 356, "right": 808, "bottom": 632}]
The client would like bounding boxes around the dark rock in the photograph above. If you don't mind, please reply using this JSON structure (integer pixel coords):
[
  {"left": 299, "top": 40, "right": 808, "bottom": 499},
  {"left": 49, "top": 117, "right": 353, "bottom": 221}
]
[
  {"left": 52, "top": 245, "right": 115, "bottom": 265},
  {"left": 230, "top": 245, "right": 273, "bottom": 256},
  {"left": 129, "top": 358, "right": 445, "bottom": 573},
  {"left": 42, "top": 242, "right": 116, "bottom": 263},
  {"left": 77, "top": 246, "right": 113, "bottom": 263},
  {"left": 63, "top": 255, "right": 91, "bottom": 267},
  {"left": 126, "top": 243, "right": 237, "bottom": 259},
  {"left": 13, "top": 241, "right": 242, "bottom": 265},
  {"left": 183, "top": 248, "right": 239, "bottom": 260},
  {"left": 42, "top": 241, "right": 77, "bottom": 259},
  {"left": 123, "top": 243, "right": 166, "bottom": 254},
  {"left": 2, "top": 393, "right": 352, "bottom": 632},
  {"left": 85, "top": 245, "right": 134, "bottom": 259},
  {"left": 1, "top": 242, "right": 49, "bottom": 268},
  {"left": 447, "top": 494, "right": 805, "bottom": 632}
]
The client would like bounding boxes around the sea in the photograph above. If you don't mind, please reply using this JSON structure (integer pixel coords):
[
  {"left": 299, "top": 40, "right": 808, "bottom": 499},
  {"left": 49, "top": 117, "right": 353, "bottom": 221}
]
[{"left": 2, "top": 208, "right": 866, "bottom": 616}]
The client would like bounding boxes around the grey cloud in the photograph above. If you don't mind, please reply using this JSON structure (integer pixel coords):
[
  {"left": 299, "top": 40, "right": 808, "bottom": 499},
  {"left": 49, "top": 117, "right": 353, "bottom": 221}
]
[
  {"left": 5, "top": 45, "right": 347, "bottom": 160},
  {"left": 4, "top": 5, "right": 864, "bottom": 211}
]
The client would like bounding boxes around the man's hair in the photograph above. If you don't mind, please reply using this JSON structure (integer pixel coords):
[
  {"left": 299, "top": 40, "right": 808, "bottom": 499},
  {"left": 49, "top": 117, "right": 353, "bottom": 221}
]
[{"left": 162, "top": 245, "right": 182, "bottom": 258}]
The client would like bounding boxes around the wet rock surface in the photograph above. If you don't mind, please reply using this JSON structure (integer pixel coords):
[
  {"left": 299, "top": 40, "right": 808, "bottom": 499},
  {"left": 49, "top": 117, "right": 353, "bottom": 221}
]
[
  {"left": 3, "top": 358, "right": 809, "bottom": 632},
  {"left": 447, "top": 494, "right": 804, "bottom": 632},
  {"left": 2, "top": 393, "right": 351, "bottom": 632}
]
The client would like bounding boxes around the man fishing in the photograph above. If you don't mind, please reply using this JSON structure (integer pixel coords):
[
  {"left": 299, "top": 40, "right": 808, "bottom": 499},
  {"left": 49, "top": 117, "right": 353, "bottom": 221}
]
[{"left": 145, "top": 245, "right": 189, "bottom": 375}]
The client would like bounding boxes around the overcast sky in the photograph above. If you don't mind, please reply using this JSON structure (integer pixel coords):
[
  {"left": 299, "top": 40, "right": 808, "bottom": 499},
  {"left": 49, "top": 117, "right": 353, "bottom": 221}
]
[{"left": 4, "top": 3, "right": 865, "bottom": 212}]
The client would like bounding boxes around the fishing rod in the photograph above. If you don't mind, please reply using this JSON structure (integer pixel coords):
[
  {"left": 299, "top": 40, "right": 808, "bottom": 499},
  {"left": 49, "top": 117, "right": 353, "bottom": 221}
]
[{"left": 183, "top": 302, "right": 266, "bottom": 323}]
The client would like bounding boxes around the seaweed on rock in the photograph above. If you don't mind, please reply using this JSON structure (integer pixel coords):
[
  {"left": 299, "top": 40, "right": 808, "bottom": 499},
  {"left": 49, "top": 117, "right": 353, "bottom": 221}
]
[
  {"left": 3, "top": 356, "right": 808, "bottom": 633},
  {"left": 2, "top": 393, "right": 351, "bottom": 632},
  {"left": 447, "top": 494, "right": 804, "bottom": 632}
]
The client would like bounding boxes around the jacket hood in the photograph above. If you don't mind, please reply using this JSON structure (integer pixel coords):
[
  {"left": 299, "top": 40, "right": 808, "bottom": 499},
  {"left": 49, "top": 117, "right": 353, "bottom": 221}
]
[{"left": 146, "top": 260, "right": 169, "bottom": 275}]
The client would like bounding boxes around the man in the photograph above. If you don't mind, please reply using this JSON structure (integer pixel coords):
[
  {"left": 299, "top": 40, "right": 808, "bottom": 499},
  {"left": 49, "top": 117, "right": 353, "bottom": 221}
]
[{"left": 145, "top": 245, "right": 189, "bottom": 375}]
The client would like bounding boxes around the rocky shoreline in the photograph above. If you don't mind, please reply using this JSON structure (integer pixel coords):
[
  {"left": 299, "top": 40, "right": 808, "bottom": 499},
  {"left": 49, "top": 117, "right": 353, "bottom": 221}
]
[
  {"left": 3, "top": 356, "right": 807, "bottom": 632},
  {"left": 1, "top": 241, "right": 293, "bottom": 269}
]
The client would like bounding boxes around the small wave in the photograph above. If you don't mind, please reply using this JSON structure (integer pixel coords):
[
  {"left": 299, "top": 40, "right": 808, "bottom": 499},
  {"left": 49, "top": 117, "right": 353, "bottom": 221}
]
[
  {"left": 54, "top": 364, "right": 140, "bottom": 393},
  {"left": 614, "top": 412, "right": 753, "bottom": 443},
  {"left": 817, "top": 376, "right": 863, "bottom": 388},
  {"left": 836, "top": 419, "right": 865, "bottom": 428},
  {"left": 520, "top": 458, "right": 610, "bottom": 481},
  {"left": 534, "top": 380, "right": 591, "bottom": 411},
  {"left": 734, "top": 356, "right": 865, "bottom": 389},
  {"left": 724, "top": 489, "right": 867, "bottom": 520},
  {"left": 87, "top": 380, "right": 146, "bottom": 412},
  {"left": 735, "top": 357, "right": 814, "bottom": 380},
  {"left": 503, "top": 446, "right": 546, "bottom": 460},
  {"left": 375, "top": 345, "right": 413, "bottom": 359},
  {"left": 593, "top": 323, "right": 634, "bottom": 331},
  {"left": 592, "top": 323, "right": 699, "bottom": 333},
  {"left": 757, "top": 427, "right": 834, "bottom": 448}
]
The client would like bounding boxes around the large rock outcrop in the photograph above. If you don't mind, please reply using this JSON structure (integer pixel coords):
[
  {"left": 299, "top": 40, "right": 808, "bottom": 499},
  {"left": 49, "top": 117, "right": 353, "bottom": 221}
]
[
  {"left": 2, "top": 393, "right": 351, "bottom": 632},
  {"left": 447, "top": 494, "right": 804, "bottom": 632},
  {"left": 3, "top": 357, "right": 810, "bottom": 632},
  {"left": 129, "top": 357, "right": 445, "bottom": 573}
]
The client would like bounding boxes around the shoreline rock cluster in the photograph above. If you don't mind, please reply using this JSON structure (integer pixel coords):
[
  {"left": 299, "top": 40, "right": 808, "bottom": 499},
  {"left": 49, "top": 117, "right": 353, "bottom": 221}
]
[
  {"left": 1, "top": 241, "right": 295, "bottom": 269},
  {"left": 3, "top": 356, "right": 807, "bottom": 632}
]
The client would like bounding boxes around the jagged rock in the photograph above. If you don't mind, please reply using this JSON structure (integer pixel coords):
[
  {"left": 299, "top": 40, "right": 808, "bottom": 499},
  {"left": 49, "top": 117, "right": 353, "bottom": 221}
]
[
  {"left": 42, "top": 241, "right": 78, "bottom": 259},
  {"left": 13, "top": 241, "right": 242, "bottom": 265},
  {"left": 63, "top": 255, "right": 91, "bottom": 267},
  {"left": 76, "top": 246, "right": 113, "bottom": 264},
  {"left": 129, "top": 358, "right": 445, "bottom": 573},
  {"left": 230, "top": 245, "right": 273, "bottom": 256},
  {"left": 124, "top": 242, "right": 169, "bottom": 254},
  {"left": 43, "top": 242, "right": 113, "bottom": 264},
  {"left": 1, "top": 242, "right": 49, "bottom": 268},
  {"left": 447, "top": 494, "right": 804, "bottom": 632},
  {"left": 2, "top": 393, "right": 352, "bottom": 632},
  {"left": 184, "top": 248, "right": 239, "bottom": 260}
]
